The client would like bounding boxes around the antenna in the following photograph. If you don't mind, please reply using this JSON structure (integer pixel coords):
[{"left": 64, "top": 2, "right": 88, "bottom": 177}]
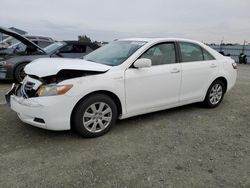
[{"left": 242, "top": 40, "right": 247, "bottom": 53}]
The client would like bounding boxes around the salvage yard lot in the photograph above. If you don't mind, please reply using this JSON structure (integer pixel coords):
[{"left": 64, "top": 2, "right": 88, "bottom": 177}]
[{"left": 0, "top": 65, "right": 250, "bottom": 188}]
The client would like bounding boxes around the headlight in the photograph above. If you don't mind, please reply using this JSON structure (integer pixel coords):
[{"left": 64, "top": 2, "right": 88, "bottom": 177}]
[
  {"left": 37, "top": 84, "right": 73, "bottom": 97},
  {"left": 0, "top": 61, "right": 7, "bottom": 65}
]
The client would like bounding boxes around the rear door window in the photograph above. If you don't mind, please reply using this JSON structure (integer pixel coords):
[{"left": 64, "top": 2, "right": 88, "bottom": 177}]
[
  {"left": 179, "top": 42, "right": 203, "bottom": 62},
  {"left": 179, "top": 42, "right": 215, "bottom": 62}
]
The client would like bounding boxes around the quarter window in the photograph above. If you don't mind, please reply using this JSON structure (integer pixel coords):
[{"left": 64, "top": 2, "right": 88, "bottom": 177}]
[{"left": 140, "top": 43, "right": 176, "bottom": 66}]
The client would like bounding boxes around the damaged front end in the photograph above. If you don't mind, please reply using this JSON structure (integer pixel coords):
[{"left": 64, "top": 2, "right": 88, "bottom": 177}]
[
  {"left": 5, "top": 69, "right": 106, "bottom": 106},
  {"left": 5, "top": 75, "right": 44, "bottom": 106}
]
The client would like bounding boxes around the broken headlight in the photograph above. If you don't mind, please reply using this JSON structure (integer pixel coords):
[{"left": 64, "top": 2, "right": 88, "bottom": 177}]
[{"left": 37, "top": 84, "right": 73, "bottom": 97}]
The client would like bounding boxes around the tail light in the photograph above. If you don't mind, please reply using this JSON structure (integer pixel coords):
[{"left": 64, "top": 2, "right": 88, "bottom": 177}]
[{"left": 232, "top": 62, "right": 237, "bottom": 69}]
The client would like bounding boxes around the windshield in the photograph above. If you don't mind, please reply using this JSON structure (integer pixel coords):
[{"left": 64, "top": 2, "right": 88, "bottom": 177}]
[
  {"left": 43, "top": 41, "right": 65, "bottom": 54},
  {"left": 84, "top": 41, "right": 147, "bottom": 66}
]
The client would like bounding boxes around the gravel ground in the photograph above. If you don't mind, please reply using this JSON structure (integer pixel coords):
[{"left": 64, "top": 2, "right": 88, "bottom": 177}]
[{"left": 0, "top": 65, "right": 249, "bottom": 188}]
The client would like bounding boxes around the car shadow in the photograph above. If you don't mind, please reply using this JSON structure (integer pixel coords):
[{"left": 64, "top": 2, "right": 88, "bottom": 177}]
[
  {"left": 0, "top": 80, "right": 13, "bottom": 84},
  {"left": 115, "top": 103, "right": 204, "bottom": 129},
  {"left": 7, "top": 102, "right": 207, "bottom": 141}
]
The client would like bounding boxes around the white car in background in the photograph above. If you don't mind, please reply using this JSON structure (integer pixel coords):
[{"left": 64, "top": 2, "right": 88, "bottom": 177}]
[{"left": 6, "top": 38, "right": 237, "bottom": 137}]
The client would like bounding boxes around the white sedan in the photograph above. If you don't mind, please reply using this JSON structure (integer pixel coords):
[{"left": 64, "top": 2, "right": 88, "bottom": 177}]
[{"left": 6, "top": 38, "right": 237, "bottom": 137}]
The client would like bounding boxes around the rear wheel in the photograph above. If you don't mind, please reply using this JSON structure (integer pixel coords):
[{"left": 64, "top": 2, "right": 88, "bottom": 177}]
[
  {"left": 72, "top": 94, "right": 117, "bottom": 138},
  {"left": 14, "top": 63, "right": 27, "bottom": 83},
  {"left": 203, "top": 80, "right": 225, "bottom": 108}
]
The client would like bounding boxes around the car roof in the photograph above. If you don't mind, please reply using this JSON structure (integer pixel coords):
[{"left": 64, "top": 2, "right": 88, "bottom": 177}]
[
  {"left": 119, "top": 37, "right": 203, "bottom": 44},
  {"left": 119, "top": 37, "right": 223, "bottom": 61}
]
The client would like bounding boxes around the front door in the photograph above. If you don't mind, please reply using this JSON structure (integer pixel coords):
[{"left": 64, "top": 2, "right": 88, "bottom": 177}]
[{"left": 125, "top": 42, "right": 181, "bottom": 115}]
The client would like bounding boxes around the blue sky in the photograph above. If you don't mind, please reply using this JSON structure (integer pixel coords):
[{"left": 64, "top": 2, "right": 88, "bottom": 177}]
[{"left": 1, "top": 0, "right": 250, "bottom": 43}]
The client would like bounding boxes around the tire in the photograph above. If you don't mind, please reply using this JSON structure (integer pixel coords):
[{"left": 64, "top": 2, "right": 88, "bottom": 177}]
[
  {"left": 14, "top": 63, "right": 28, "bottom": 83},
  {"left": 72, "top": 94, "right": 118, "bottom": 138},
  {"left": 203, "top": 80, "right": 225, "bottom": 108}
]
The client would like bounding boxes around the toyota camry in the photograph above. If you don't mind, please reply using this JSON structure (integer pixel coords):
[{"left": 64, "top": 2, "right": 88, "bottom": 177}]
[{"left": 6, "top": 38, "right": 237, "bottom": 137}]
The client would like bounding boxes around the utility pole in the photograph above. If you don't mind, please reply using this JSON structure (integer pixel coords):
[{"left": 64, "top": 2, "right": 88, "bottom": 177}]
[
  {"left": 242, "top": 40, "right": 247, "bottom": 53},
  {"left": 219, "top": 37, "right": 224, "bottom": 52}
]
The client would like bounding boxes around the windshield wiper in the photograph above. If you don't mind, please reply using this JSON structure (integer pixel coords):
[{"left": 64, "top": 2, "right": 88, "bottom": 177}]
[{"left": 85, "top": 59, "right": 96, "bottom": 63}]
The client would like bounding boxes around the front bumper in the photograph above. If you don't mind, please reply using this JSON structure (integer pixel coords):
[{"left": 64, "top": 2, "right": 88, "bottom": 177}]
[
  {"left": 5, "top": 83, "right": 16, "bottom": 106},
  {"left": 6, "top": 85, "right": 76, "bottom": 131}
]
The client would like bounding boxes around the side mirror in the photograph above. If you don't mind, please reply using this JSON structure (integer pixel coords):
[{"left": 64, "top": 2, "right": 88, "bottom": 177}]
[{"left": 134, "top": 58, "right": 152, "bottom": 68}]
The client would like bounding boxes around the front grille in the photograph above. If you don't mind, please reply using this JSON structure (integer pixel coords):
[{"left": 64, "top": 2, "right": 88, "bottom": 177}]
[
  {"left": 24, "top": 82, "right": 35, "bottom": 91},
  {"left": 15, "top": 76, "right": 43, "bottom": 98}
]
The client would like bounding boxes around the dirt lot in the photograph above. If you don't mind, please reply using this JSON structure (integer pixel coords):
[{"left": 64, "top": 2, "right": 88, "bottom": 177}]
[{"left": 0, "top": 65, "right": 249, "bottom": 188}]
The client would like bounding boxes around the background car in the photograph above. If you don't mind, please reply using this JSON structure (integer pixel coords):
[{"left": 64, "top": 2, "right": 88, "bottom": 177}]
[
  {"left": 0, "top": 27, "right": 99, "bottom": 82},
  {"left": 26, "top": 35, "right": 54, "bottom": 48},
  {"left": 44, "top": 41, "right": 99, "bottom": 58},
  {"left": 0, "top": 35, "right": 54, "bottom": 55}
]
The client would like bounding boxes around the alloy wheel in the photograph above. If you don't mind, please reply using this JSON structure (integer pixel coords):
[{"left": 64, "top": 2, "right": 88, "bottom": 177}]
[
  {"left": 82, "top": 102, "right": 112, "bottom": 133},
  {"left": 209, "top": 84, "right": 223, "bottom": 105}
]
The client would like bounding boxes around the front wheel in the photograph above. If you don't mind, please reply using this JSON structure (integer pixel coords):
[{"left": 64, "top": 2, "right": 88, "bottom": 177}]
[
  {"left": 203, "top": 80, "right": 225, "bottom": 108},
  {"left": 14, "top": 63, "right": 27, "bottom": 83},
  {"left": 72, "top": 94, "right": 117, "bottom": 138}
]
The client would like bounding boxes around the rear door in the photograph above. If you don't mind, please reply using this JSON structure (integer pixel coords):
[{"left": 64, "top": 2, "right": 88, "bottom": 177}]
[{"left": 178, "top": 42, "right": 219, "bottom": 102}]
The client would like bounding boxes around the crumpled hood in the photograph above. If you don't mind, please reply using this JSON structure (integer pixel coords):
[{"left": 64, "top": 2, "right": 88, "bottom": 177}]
[{"left": 24, "top": 58, "right": 111, "bottom": 77}]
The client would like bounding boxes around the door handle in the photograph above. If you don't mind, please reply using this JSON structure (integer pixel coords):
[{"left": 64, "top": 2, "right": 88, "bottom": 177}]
[
  {"left": 170, "top": 68, "right": 180, "bottom": 73},
  {"left": 210, "top": 64, "right": 217, "bottom": 68}
]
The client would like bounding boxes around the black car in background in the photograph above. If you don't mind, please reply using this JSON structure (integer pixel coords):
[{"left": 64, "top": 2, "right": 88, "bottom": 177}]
[
  {"left": 0, "top": 27, "right": 99, "bottom": 82},
  {"left": 44, "top": 41, "right": 99, "bottom": 58}
]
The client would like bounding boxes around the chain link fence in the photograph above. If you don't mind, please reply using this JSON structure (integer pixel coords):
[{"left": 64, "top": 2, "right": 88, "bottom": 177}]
[{"left": 209, "top": 45, "right": 250, "bottom": 64}]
